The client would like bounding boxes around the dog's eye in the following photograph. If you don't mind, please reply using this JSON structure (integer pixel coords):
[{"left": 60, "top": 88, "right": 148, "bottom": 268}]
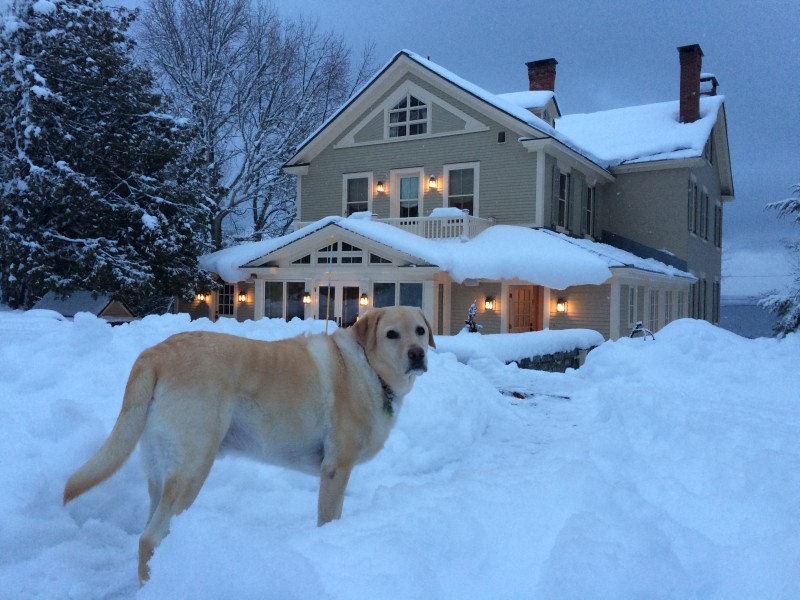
[
  {"left": 386, "top": 330, "right": 399, "bottom": 340},
  {"left": 416, "top": 326, "right": 426, "bottom": 336}
]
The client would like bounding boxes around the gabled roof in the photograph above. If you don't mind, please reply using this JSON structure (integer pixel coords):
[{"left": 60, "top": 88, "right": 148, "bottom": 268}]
[
  {"left": 201, "top": 215, "right": 694, "bottom": 289},
  {"left": 286, "top": 49, "right": 731, "bottom": 185},
  {"left": 284, "top": 50, "right": 608, "bottom": 172},
  {"left": 32, "top": 291, "right": 134, "bottom": 318}
]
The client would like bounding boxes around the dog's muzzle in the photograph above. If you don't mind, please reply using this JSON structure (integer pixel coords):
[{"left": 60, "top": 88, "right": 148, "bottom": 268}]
[{"left": 407, "top": 346, "right": 427, "bottom": 373}]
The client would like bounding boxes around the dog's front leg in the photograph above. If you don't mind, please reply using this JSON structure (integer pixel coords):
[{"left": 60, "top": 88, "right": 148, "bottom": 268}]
[{"left": 317, "top": 462, "right": 353, "bottom": 526}]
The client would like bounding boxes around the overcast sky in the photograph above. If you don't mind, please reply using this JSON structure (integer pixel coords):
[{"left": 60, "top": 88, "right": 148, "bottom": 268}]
[
  {"left": 4, "top": 0, "right": 798, "bottom": 296},
  {"left": 267, "top": 0, "right": 799, "bottom": 297}
]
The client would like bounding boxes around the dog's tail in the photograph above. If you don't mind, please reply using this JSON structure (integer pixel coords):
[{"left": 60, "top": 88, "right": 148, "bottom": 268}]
[{"left": 64, "top": 355, "right": 157, "bottom": 505}]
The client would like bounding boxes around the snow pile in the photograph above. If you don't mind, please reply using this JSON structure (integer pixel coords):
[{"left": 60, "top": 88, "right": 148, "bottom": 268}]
[
  {"left": 0, "top": 312, "right": 798, "bottom": 598},
  {"left": 435, "top": 328, "right": 604, "bottom": 364}
]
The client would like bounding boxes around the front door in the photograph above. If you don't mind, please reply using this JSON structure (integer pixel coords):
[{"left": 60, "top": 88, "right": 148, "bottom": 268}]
[
  {"left": 508, "top": 285, "right": 543, "bottom": 333},
  {"left": 318, "top": 284, "right": 361, "bottom": 327}
]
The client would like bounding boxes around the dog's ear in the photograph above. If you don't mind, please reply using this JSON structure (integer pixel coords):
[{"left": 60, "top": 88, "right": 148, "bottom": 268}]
[
  {"left": 420, "top": 309, "right": 436, "bottom": 349},
  {"left": 352, "top": 308, "right": 380, "bottom": 351}
]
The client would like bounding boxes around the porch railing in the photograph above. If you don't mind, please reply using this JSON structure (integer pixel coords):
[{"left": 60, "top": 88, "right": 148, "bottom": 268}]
[{"left": 294, "top": 212, "right": 494, "bottom": 240}]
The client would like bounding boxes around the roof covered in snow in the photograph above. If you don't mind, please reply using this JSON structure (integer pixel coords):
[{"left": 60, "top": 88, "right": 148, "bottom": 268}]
[
  {"left": 556, "top": 95, "right": 725, "bottom": 166},
  {"left": 200, "top": 215, "right": 695, "bottom": 289},
  {"left": 286, "top": 49, "right": 725, "bottom": 174},
  {"left": 32, "top": 291, "right": 133, "bottom": 318}
]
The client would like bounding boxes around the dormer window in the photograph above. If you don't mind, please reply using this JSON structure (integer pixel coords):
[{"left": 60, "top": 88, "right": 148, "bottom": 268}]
[{"left": 389, "top": 95, "right": 428, "bottom": 138}]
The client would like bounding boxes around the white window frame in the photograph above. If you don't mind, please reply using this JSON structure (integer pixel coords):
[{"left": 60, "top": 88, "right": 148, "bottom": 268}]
[
  {"left": 342, "top": 172, "right": 373, "bottom": 216},
  {"left": 648, "top": 288, "right": 660, "bottom": 332},
  {"left": 387, "top": 93, "right": 429, "bottom": 139},
  {"left": 390, "top": 167, "right": 424, "bottom": 218},
  {"left": 444, "top": 162, "right": 480, "bottom": 217}
]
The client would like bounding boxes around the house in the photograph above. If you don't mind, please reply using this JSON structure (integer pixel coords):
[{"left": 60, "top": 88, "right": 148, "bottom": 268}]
[
  {"left": 33, "top": 291, "right": 136, "bottom": 324},
  {"left": 180, "top": 43, "right": 733, "bottom": 341}
]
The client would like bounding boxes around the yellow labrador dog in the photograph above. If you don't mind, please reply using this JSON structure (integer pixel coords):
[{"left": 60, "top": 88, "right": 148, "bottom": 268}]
[{"left": 64, "top": 306, "right": 433, "bottom": 584}]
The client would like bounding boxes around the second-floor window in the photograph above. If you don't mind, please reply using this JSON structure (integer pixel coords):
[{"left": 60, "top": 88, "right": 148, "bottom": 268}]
[
  {"left": 583, "top": 186, "right": 596, "bottom": 237},
  {"left": 389, "top": 95, "right": 428, "bottom": 138},
  {"left": 556, "top": 171, "right": 570, "bottom": 229},
  {"left": 343, "top": 173, "right": 371, "bottom": 216},
  {"left": 445, "top": 163, "right": 478, "bottom": 215}
]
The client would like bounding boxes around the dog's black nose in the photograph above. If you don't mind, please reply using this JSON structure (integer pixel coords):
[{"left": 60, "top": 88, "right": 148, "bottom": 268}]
[{"left": 408, "top": 346, "right": 425, "bottom": 368}]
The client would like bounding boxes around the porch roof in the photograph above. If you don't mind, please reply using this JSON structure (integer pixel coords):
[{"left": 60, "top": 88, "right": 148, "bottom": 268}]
[{"left": 201, "top": 215, "right": 693, "bottom": 290}]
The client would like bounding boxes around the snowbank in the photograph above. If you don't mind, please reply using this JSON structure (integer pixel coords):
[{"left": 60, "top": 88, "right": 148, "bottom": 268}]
[
  {"left": 0, "top": 312, "right": 798, "bottom": 599},
  {"left": 435, "top": 328, "right": 603, "bottom": 364}
]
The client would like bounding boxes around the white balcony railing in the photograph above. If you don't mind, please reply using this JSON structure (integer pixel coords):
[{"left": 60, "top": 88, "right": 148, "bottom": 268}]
[{"left": 294, "top": 212, "right": 494, "bottom": 240}]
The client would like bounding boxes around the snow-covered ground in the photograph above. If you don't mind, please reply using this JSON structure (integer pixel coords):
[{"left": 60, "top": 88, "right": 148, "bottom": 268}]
[{"left": 0, "top": 311, "right": 798, "bottom": 599}]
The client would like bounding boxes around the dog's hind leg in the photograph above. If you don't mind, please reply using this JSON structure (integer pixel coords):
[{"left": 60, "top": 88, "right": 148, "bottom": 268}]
[{"left": 137, "top": 451, "right": 217, "bottom": 585}]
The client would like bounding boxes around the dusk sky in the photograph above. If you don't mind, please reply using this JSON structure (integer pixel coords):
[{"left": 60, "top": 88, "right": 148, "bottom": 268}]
[
  {"left": 5, "top": 0, "right": 799, "bottom": 296},
  {"left": 269, "top": 0, "right": 799, "bottom": 297}
]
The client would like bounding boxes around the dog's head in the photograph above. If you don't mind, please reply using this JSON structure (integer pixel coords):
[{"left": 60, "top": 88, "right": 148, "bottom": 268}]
[{"left": 351, "top": 306, "right": 435, "bottom": 386}]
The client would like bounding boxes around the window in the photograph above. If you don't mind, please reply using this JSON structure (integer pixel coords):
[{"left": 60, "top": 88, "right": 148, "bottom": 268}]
[
  {"left": 664, "top": 290, "right": 673, "bottom": 325},
  {"left": 712, "top": 280, "right": 721, "bottom": 323},
  {"left": 286, "top": 282, "right": 306, "bottom": 321},
  {"left": 217, "top": 284, "right": 234, "bottom": 316},
  {"left": 389, "top": 95, "right": 427, "bottom": 138},
  {"left": 677, "top": 290, "right": 685, "bottom": 318},
  {"left": 343, "top": 173, "right": 371, "bottom": 216},
  {"left": 346, "top": 177, "right": 369, "bottom": 215},
  {"left": 373, "top": 282, "right": 396, "bottom": 308},
  {"left": 445, "top": 165, "right": 477, "bottom": 215},
  {"left": 552, "top": 168, "right": 570, "bottom": 230},
  {"left": 372, "top": 282, "right": 423, "bottom": 308},
  {"left": 714, "top": 203, "right": 722, "bottom": 248},
  {"left": 317, "top": 242, "right": 338, "bottom": 264},
  {"left": 688, "top": 180, "right": 697, "bottom": 234},
  {"left": 370, "top": 253, "right": 391, "bottom": 264},
  {"left": 399, "top": 175, "right": 420, "bottom": 217},
  {"left": 400, "top": 283, "right": 423, "bottom": 308},
  {"left": 700, "top": 190, "right": 709, "bottom": 240},
  {"left": 628, "top": 286, "right": 637, "bottom": 326},
  {"left": 648, "top": 289, "right": 659, "bottom": 332},
  {"left": 583, "top": 186, "right": 596, "bottom": 237},
  {"left": 264, "top": 282, "right": 284, "bottom": 319},
  {"left": 293, "top": 255, "right": 311, "bottom": 264},
  {"left": 340, "top": 242, "right": 363, "bottom": 264}
]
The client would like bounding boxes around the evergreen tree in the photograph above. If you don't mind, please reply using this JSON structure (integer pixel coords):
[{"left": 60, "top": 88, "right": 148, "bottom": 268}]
[
  {"left": 760, "top": 183, "right": 800, "bottom": 334},
  {"left": 0, "top": 0, "right": 213, "bottom": 311}
]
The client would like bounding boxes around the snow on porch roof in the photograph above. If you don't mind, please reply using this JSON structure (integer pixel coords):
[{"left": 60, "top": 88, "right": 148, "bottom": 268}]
[{"left": 201, "top": 215, "right": 693, "bottom": 290}]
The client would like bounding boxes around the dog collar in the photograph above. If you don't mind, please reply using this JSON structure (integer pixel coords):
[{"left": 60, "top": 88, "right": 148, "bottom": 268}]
[{"left": 378, "top": 376, "right": 395, "bottom": 416}]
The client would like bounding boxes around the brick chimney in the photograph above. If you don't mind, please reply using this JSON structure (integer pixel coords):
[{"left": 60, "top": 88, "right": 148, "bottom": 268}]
[
  {"left": 678, "top": 44, "right": 703, "bottom": 123},
  {"left": 526, "top": 58, "right": 558, "bottom": 92}
]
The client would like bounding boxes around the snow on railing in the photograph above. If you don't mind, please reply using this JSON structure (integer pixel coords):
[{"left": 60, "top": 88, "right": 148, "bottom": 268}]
[{"left": 294, "top": 211, "right": 494, "bottom": 240}]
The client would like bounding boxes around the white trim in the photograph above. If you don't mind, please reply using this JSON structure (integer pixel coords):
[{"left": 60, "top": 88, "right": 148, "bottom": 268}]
[
  {"left": 334, "top": 79, "right": 489, "bottom": 149},
  {"left": 443, "top": 161, "right": 480, "bottom": 216}
]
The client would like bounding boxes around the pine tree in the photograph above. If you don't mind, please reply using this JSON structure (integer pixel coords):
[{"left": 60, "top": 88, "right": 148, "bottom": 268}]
[
  {"left": 0, "top": 0, "right": 213, "bottom": 311},
  {"left": 760, "top": 183, "right": 800, "bottom": 334}
]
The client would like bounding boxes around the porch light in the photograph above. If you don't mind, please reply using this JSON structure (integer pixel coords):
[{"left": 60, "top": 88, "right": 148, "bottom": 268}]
[
  {"left": 237, "top": 291, "right": 247, "bottom": 303},
  {"left": 302, "top": 292, "right": 312, "bottom": 305},
  {"left": 376, "top": 181, "right": 385, "bottom": 193},
  {"left": 484, "top": 296, "right": 495, "bottom": 310},
  {"left": 428, "top": 174, "right": 438, "bottom": 191},
  {"left": 359, "top": 293, "right": 370, "bottom": 307},
  {"left": 196, "top": 292, "right": 208, "bottom": 303},
  {"left": 556, "top": 298, "right": 568, "bottom": 313}
]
